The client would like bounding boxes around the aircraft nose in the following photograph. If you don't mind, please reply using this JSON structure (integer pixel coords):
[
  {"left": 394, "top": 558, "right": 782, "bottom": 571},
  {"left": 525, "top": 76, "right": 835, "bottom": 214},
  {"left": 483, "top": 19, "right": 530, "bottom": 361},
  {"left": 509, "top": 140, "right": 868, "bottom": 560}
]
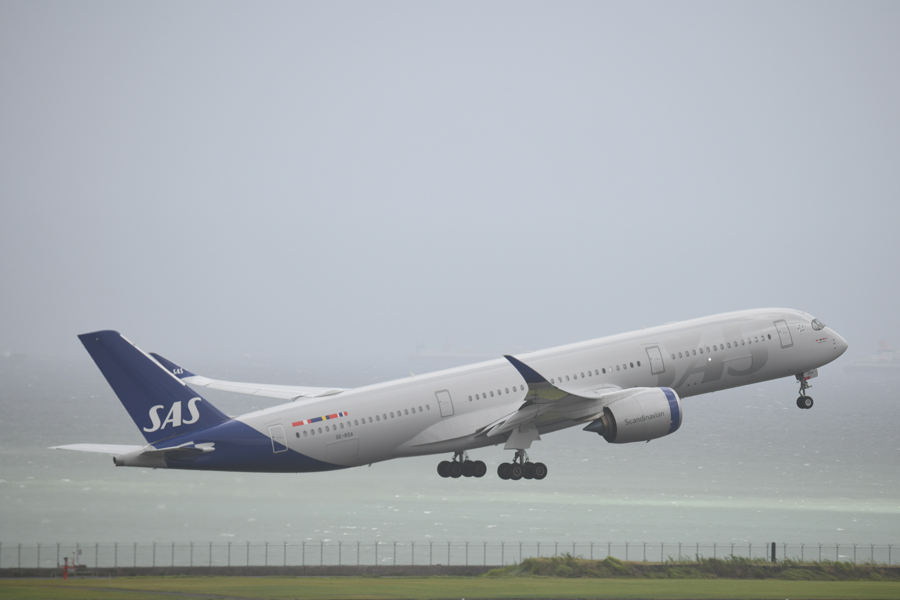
[{"left": 833, "top": 330, "right": 849, "bottom": 356}]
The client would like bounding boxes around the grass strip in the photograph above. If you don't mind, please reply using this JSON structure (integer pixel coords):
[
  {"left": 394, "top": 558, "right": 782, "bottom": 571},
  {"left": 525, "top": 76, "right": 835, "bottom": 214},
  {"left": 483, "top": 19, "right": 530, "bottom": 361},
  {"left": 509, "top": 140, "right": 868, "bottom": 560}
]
[{"left": 3, "top": 576, "right": 900, "bottom": 600}]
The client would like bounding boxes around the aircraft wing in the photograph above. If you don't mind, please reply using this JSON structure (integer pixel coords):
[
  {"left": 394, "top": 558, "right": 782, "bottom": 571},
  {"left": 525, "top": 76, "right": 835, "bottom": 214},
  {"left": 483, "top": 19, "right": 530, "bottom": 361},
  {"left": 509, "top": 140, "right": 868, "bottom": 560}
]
[
  {"left": 150, "top": 353, "right": 344, "bottom": 401},
  {"left": 482, "top": 355, "right": 623, "bottom": 438}
]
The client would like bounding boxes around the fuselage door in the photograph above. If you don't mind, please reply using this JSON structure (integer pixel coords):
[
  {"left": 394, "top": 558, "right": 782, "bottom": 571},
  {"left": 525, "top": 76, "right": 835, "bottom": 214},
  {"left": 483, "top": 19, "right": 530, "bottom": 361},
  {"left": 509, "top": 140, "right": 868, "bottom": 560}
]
[
  {"left": 267, "top": 424, "right": 287, "bottom": 453},
  {"left": 774, "top": 320, "right": 793, "bottom": 349},
  {"left": 435, "top": 390, "right": 454, "bottom": 417},
  {"left": 645, "top": 346, "right": 666, "bottom": 375}
]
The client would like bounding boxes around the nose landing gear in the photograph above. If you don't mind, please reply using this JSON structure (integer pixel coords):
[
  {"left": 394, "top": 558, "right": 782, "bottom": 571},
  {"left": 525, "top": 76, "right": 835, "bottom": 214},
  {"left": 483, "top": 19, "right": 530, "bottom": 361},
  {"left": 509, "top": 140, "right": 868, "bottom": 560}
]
[
  {"left": 497, "top": 449, "right": 547, "bottom": 481},
  {"left": 795, "top": 373, "right": 814, "bottom": 409},
  {"left": 437, "top": 451, "right": 486, "bottom": 479}
]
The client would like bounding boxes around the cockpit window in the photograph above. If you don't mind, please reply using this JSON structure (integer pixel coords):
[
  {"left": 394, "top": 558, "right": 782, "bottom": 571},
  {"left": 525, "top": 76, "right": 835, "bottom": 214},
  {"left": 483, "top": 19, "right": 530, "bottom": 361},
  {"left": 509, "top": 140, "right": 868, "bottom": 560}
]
[{"left": 811, "top": 318, "right": 825, "bottom": 331}]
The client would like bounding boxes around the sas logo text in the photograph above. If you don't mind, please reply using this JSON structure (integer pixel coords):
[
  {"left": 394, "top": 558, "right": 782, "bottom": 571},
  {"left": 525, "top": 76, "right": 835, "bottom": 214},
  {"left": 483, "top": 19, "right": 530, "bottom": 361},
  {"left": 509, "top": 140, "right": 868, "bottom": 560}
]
[{"left": 144, "top": 398, "right": 202, "bottom": 433}]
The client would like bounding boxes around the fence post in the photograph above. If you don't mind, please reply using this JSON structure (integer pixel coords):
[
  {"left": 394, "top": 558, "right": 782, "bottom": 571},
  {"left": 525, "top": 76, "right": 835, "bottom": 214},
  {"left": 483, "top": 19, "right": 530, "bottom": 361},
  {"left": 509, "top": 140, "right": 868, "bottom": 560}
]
[
  {"left": 357, "top": 541, "right": 360, "bottom": 567},
  {"left": 411, "top": 541, "right": 414, "bottom": 566},
  {"left": 247, "top": 541, "right": 250, "bottom": 567},
  {"left": 393, "top": 541, "right": 396, "bottom": 566},
  {"left": 320, "top": 541, "right": 324, "bottom": 566},
  {"left": 58, "top": 543, "right": 61, "bottom": 569},
  {"left": 302, "top": 541, "right": 306, "bottom": 567},
  {"left": 501, "top": 541, "right": 505, "bottom": 565},
  {"left": 265, "top": 542, "right": 269, "bottom": 567},
  {"left": 172, "top": 542, "right": 176, "bottom": 567},
  {"left": 152, "top": 542, "right": 155, "bottom": 568},
  {"left": 871, "top": 544, "right": 874, "bottom": 563},
  {"left": 554, "top": 541, "right": 558, "bottom": 557},
  {"left": 643, "top": 542, "right": 646, "bottom": 562},
  {"left": 695, "top": 542, "right": 699, "bottom": 560},
  {"left": 18, "top": 543, "right": 21, "bottom": 569},
  {"left": 284, "top": 542, "right": 288, "bottom": 567},
  {"left": 590, "top": 542, "right": 593, "bottom": 560},
  {"left": 209, "top": 542, "right": 212, "bottom": 567},
  {"left": 853, "top": 543, "right": 857, "bottom": 564},
  {"left": 730, "top": 543, "right": 734, "bottom": 559},
  {"left": 537, "top": 541, "right": 541, "bottom": 558},
  {"left": 484, "top": 541, "right": 487, "bottom": 566},
  {"left": 519, "top": 541, "right": 522, "bottom": 563},
  {"left": 819, "top": 543, "right": 822, "bottom": 562},
  {"left": 661, "top": 542, "right": 665, "bottom": 563},
  {"left": 429, "top": 541, "right": 433, "bottom": 566},
  {"left": 608, "top": 542, "right": 611, "bottom": 559},
  {"left": 889, "top": 544, "right": 892, "bottom": 565},
  {"left": 373, "top": 541, "right": 377, "bottom": 566},
  {"left": 713, "top": 543, "right": 717, "bottom": 559},
  {"left": 37, "top": 543, "right": 41, "bottom": 569},
  {"left": 782, "top": 543, "right": 787, "bottom": 562},
  {"left": 447, "top": 541, "right": 450, "bottom": 566},
  {"left": 338, "top": 541, "right": 342, "bottom": 566},
  {"left": 134, "top": 542, "right": 137, "bottom": 568},
  {"left": 465, "top": 541, "right": 469, "bottom": 566},
  {"left": 747, "top": 543, "right": 751, "bottom": 560},
  {"left": 836, "top": 544, "right": 839, "bottom": 561},
  {"left": 626, "top": 542, "right": 629, "bottom": 562},
  {"left": 679, "top": 542, "right": 682, "bottom": 561},
  {"left": 190, "top": 542, "right": 194, "bottom": 568},
  {"left": 227, "top": 541, "right": 231, "bottom": 567},
  {"left": 801, "top": 543, "right": 805, "bottom": 562}
]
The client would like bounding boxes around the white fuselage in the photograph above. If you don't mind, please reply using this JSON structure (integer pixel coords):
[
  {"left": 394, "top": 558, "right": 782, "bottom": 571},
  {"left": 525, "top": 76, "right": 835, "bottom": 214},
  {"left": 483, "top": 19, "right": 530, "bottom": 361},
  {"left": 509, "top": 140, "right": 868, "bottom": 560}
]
[{"left": 235, "top": 308, "right": 847, "bottom": 467}]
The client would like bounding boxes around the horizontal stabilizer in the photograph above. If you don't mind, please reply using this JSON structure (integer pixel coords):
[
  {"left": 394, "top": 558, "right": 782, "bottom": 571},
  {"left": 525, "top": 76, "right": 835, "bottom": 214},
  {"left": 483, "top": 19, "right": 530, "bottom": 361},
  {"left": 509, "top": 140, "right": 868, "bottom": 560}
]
[{"left": 50, "top": 443, "right": 143, "bottom": 454}]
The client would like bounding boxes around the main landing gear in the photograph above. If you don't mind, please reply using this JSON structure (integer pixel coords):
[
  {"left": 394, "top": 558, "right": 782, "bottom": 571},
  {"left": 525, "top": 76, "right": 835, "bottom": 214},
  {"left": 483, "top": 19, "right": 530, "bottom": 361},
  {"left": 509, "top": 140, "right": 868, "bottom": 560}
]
[
  {"left": 497, "top": 449, "right": 547, "bottom": 481},
  {"left": 796, "top": 373, "right": 814, "bottom": 409},
  {"left": 437, "top": 451, "right": 487, "bottom": 478}
]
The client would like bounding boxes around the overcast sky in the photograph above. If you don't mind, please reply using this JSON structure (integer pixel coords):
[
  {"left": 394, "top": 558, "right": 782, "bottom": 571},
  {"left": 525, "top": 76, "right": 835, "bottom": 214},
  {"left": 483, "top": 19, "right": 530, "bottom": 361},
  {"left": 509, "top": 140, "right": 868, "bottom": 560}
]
[{"left": 1, "top": 2, "right": 898, "bottom": 369}]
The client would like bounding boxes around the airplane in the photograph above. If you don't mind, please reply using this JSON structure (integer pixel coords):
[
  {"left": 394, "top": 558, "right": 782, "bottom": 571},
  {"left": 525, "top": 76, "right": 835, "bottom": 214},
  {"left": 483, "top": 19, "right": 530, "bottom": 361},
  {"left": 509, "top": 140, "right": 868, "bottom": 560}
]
[{"left": 53, "top": 308, "right": 848, "bottom": 481}]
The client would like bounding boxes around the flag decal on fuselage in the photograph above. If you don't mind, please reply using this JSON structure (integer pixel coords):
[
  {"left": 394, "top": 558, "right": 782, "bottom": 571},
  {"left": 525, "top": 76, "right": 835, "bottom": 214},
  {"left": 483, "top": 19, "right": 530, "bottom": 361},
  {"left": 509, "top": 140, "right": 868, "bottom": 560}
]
[{"left": 291, "top": 411, "right": 349, "bottom": 427}]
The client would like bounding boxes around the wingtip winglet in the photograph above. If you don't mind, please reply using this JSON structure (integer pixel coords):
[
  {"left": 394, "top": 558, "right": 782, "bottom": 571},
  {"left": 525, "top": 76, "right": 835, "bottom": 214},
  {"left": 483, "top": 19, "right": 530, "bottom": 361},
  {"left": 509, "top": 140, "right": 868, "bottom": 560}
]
[
  {"left": 149, "top": 352, "right": 196, "bottom": 379},
  {"left": 503, "top": 354, "right": 549, "bottom": 385}
]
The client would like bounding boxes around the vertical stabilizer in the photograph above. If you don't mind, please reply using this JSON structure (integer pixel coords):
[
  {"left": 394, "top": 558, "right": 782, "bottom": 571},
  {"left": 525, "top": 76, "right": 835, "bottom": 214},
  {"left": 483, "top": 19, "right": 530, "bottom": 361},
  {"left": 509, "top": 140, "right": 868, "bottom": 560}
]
[{"left": 78, "top": 331, "right": 229, "bottom": 444}]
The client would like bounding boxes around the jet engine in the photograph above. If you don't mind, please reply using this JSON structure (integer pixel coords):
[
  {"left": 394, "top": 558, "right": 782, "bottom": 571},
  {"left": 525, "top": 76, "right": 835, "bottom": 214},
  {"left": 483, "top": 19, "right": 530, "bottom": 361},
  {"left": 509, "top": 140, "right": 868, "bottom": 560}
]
[{"left": 583, "top": 387, "right": 681, "bottom": 444}]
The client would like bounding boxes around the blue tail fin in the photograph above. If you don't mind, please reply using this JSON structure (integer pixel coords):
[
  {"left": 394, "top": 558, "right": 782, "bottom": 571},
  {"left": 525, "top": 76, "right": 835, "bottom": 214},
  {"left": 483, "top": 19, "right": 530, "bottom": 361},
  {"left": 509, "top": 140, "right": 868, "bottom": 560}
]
[{"left": 78, "top": 331, "right": 229, "bottom": 444}]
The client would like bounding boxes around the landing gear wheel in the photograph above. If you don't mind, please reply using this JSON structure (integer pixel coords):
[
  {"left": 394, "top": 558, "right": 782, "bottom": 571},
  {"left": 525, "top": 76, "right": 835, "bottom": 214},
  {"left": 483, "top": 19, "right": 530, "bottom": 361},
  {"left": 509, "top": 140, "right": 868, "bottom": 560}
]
[
  {"left": 533, "top": 462, "right": 548, "bottom": 480},
  {"left": 462, "top": 460, "right": 475, "bottom": 477},
  {"left": 449, "top": 462, "right": 463, "bottom": 478},
  {"left": 509, "top": 463, "right": 524, "bottom": 480},
  {"left": 437, "top": 461, "right": 451, "bottom": 478},
  {"left": 473, "top": 460, "right": 487, "bottom": 478},
  {"left": 523, "top": 462, "right": 535, "bottom": 479},
  {"left": 797, "top": 395, "right": 813, "bottom": 409},
  {"left": 497, "top": 463, "right": 512, "bottom": 480}
]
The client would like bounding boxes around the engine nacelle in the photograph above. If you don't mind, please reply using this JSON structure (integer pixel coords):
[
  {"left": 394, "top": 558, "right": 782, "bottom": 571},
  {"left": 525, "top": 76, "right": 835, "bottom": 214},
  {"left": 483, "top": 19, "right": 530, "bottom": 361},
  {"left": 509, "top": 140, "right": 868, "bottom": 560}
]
[{"left": 583, "top": 387, "right": 682, "bottom": 444}]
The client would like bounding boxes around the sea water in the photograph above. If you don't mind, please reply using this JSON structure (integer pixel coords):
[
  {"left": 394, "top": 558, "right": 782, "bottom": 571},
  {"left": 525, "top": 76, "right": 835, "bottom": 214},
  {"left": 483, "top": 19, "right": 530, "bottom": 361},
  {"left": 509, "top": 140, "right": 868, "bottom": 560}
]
[{"left": 1, "top": 355, "right": 898, "bottom": 557}]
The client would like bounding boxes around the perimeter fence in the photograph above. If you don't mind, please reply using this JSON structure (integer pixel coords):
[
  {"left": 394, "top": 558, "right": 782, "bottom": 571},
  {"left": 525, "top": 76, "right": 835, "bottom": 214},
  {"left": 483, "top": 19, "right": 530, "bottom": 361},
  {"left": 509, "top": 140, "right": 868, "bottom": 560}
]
[{"left": 1, "top": 541, "right": 897, "bottom": 569}]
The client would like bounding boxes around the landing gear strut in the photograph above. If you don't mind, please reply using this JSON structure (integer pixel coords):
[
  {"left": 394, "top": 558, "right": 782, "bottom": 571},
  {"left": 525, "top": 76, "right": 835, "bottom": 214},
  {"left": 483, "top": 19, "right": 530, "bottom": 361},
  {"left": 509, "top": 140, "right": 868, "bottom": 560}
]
[
  {"left": 795, "top": 373, "right": 814, "bottom": 409},
  {"left": 497, "top": 449, "right": 547, "bottom": 481},
  {"left": 437, "top": 451, "right": 486, "bottom": 479}
]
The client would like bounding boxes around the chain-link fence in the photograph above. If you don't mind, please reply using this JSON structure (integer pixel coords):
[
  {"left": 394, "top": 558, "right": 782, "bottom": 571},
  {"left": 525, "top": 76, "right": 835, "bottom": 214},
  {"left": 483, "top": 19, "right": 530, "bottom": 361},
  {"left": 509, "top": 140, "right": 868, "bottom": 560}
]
[{"left": 1, "top": 541, "right": 897, "bottom": 569}]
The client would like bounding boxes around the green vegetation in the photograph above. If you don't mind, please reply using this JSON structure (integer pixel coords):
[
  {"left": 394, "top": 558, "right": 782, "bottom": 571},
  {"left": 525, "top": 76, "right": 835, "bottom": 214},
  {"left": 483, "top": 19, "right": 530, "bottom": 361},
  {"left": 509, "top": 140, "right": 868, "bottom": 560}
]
[
  {"left": 2, "top": 559, "right": 900, "bottom": 600},
  {"left": 488, "top": 553, "right": 900, "bottom": 581}
]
